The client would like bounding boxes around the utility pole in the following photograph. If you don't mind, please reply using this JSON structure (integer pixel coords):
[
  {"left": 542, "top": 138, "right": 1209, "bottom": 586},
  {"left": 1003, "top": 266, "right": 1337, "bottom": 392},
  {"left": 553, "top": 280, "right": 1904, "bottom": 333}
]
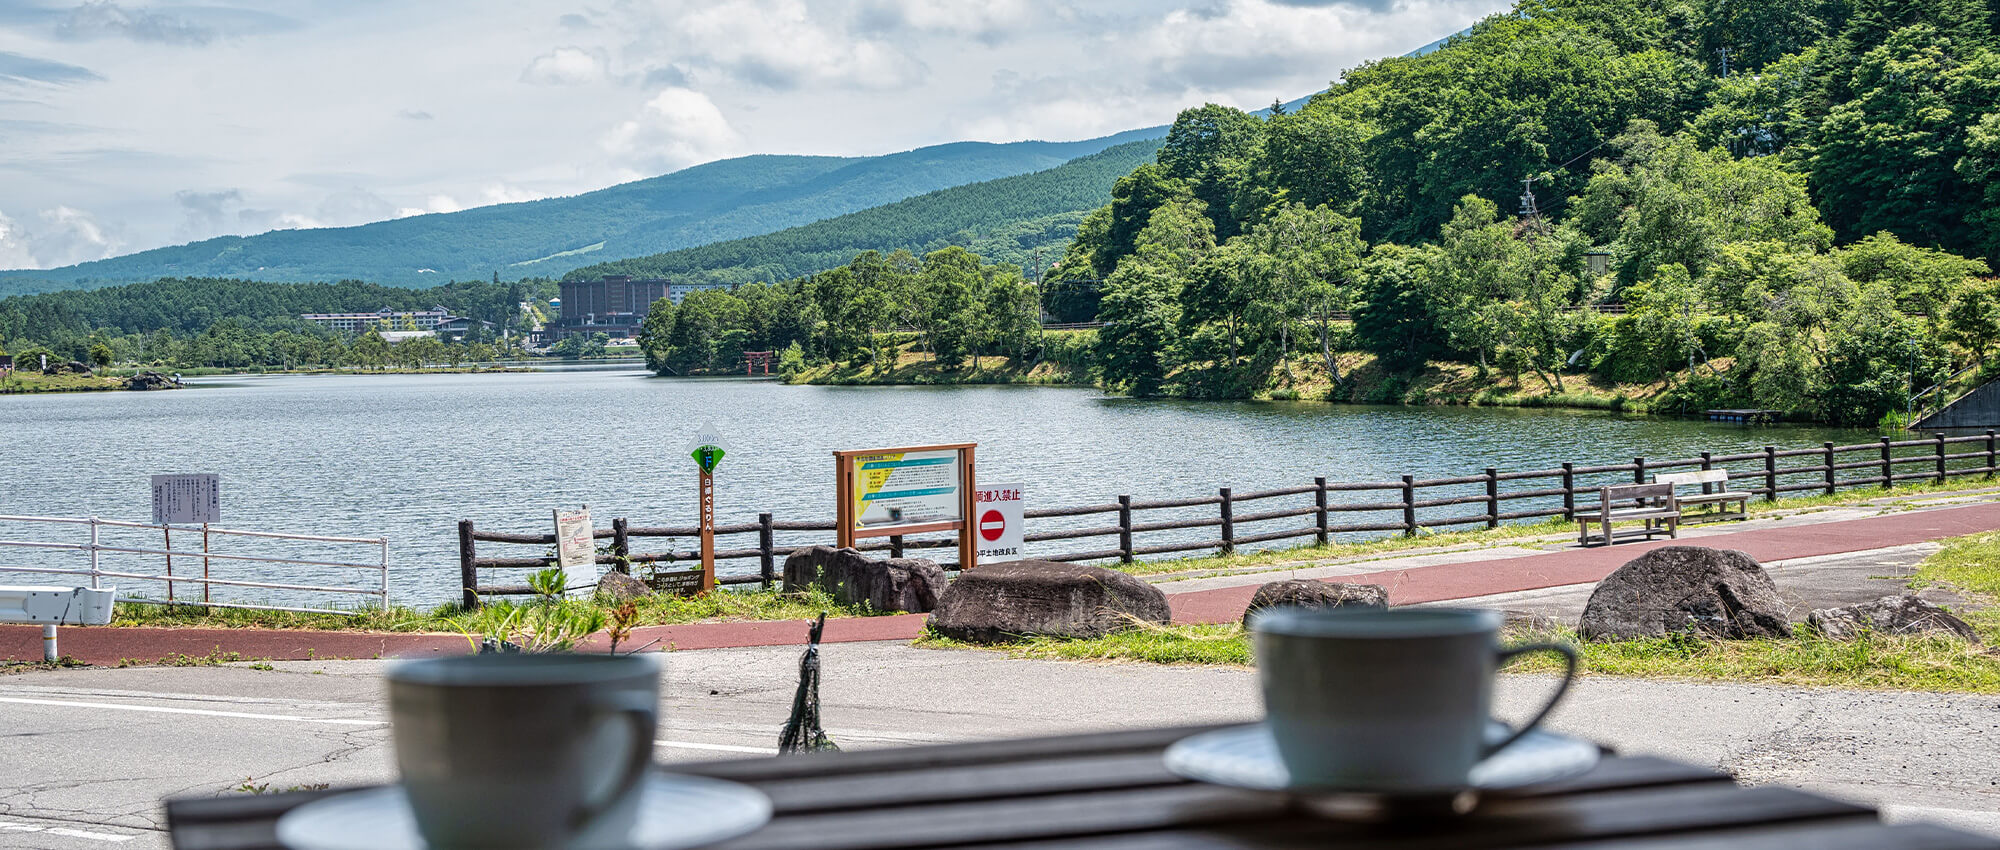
[{"left": 1716, "top": 47, "right": 1731, "bottom": 78}]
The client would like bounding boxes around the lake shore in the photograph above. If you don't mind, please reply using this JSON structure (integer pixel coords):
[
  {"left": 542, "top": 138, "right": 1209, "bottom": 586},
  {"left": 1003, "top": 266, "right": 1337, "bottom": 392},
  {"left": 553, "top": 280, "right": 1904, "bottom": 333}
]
[{"left": 0, "top": 372, "right": 140, "bottom": 394}]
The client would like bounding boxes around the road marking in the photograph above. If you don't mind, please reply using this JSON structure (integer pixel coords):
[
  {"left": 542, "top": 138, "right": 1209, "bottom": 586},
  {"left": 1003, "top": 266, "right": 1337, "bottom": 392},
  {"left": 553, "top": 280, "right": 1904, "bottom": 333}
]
[
  {"left": 0, "top": 696, "right": 382, "bottom": 726},
  {"left": 0, "top": 818, "right": 138, "bottom": 843},
  {"left": 656, "top": 740, "right": 775, "bottom": 754}
]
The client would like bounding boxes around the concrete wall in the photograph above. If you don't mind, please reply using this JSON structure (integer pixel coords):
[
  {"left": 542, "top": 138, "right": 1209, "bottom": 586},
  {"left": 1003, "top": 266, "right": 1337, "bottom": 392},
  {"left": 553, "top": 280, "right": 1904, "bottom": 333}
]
[{"left": 1916, "top": 380, "right": 2000, "bottom": 429}]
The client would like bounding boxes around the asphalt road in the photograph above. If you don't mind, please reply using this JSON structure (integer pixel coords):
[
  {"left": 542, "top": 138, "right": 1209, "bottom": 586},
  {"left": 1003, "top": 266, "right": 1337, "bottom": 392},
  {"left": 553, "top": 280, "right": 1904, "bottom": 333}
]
[{"left": 2, "top": 640, "right": 1998, "bottom": 848}]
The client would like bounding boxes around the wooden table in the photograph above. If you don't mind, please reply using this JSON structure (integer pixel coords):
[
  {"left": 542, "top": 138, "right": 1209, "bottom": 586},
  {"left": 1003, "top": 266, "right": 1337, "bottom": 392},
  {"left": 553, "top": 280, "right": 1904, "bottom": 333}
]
[{"left": 167, "top": 724, "right": 1999, "bottom": 849}]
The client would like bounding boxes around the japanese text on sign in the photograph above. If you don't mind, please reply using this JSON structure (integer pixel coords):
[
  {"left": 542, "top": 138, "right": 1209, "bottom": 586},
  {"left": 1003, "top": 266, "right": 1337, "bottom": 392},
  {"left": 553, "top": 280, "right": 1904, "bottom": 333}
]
[
  {"left": 151, "top": 474, "right": 220, "bottom": 525},
  {"left": 553, "top": 507, "right": 598, "bottom": 594}
]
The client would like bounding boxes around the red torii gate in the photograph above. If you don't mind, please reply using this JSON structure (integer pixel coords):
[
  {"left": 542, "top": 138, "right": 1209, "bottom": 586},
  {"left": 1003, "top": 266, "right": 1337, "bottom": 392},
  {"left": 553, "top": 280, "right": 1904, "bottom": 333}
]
[{"left": 743, "top": 350, "right": 774, "bottom": 375}]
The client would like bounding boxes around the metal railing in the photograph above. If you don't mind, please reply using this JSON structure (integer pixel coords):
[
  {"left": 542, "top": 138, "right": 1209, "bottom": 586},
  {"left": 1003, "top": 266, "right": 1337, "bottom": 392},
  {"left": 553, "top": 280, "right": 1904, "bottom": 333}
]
[
  {"left": 0, "top": 515, "right": 389, "bottom": 615},
  {"left": 457, "top": 431, "right": 2000, "bottom": 608}
]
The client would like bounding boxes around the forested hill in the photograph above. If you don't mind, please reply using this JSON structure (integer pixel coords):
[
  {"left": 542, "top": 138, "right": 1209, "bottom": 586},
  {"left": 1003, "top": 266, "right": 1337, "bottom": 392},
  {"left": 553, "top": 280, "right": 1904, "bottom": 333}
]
[
  {"left": 564, "top": 138, "right": 1166, "bottom": 285},
  {"left": 0, "top": 127, "right": 1165, "bottom": 297}
]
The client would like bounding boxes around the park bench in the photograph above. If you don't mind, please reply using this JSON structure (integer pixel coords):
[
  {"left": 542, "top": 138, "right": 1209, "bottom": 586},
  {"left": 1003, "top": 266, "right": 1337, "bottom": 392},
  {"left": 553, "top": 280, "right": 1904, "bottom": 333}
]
[
  {"left": 1576, "top": 482, "right": 1679, "bottom": 546},
  {"left": 1655, "top": 468, "right": 1751, "bottom": 521}
]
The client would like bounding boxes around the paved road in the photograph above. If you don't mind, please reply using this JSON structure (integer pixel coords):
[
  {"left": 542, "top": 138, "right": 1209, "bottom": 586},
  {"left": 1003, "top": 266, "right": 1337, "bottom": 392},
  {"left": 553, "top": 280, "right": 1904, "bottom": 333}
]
[{"left": 3, "top": 641, "right": 1998, "bottom": 848}]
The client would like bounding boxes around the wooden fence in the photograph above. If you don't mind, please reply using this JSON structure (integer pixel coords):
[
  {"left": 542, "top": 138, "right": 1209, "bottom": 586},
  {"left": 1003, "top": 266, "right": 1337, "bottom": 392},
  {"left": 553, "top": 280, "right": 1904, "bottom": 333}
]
[{"left": 456, "top": 430, "right": 2000, "bottom": 608}]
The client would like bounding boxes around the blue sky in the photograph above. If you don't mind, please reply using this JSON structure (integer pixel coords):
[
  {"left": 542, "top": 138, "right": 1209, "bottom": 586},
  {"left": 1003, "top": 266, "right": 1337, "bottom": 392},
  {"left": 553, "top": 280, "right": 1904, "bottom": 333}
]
[{"left": 0, "top": 0, "right": 1505, "bottom": 270}]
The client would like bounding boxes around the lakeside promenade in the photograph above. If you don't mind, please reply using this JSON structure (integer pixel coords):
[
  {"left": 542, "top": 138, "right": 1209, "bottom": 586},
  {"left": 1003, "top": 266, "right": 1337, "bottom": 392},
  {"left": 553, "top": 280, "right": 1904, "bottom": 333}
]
[{"left": 9, "top": 496, "right": 2000, "bottom": 666}]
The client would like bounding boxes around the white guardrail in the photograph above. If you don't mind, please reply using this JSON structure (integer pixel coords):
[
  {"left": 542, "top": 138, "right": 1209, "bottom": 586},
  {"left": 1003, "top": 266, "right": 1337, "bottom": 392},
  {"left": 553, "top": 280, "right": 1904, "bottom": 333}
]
[{"left": 0, "top": 515, "right": 388, "bottom": 615}]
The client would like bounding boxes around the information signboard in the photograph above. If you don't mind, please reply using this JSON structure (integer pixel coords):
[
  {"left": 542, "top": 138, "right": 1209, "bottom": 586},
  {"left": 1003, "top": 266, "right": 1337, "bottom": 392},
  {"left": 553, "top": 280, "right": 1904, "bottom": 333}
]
[
  {"left": 151, "top": 474, "right": 220, "bottom": 525},
  {"left": 851, "top": 449, "right": 965, "bottom": 529},
  {"left": 973, "top": 482, "right": 1024, "bottom": 563},
  {"left": 552, "top": 506, "right": 597, "bottom": 593},
  {"left": 835, "top": 443, "right": 977, "bottom": 571}
]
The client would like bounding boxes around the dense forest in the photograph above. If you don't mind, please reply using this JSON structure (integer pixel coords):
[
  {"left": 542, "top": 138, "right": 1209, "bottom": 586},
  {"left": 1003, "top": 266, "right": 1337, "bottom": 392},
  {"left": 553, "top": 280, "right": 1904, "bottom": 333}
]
[
  {"left": 633, "top": 0, "right": 2000, "bottom": 427},
  {"left": 1041, "top": 0, "right": 2000, "bottom": 425},
  {"left": 0, "top": 276, "right": 550, "bottom": 369},
  {"left": 0, "top": 131, "right": 1161, "bottom": 296},
  {"left": 565, "top": 139, "right": 1165, "bottom": 286}
]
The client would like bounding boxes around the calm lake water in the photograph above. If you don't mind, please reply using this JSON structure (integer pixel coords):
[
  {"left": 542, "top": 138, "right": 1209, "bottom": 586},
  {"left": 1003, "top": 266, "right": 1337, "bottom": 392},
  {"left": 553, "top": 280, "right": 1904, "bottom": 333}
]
[{"left": 0, "top": 370, "right": 1864, "bottom": 608}]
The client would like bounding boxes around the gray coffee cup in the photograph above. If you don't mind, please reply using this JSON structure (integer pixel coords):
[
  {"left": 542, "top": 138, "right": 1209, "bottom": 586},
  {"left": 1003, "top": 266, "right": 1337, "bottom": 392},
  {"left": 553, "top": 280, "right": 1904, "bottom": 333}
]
[
  {"left": 1250, "top": 607, "right": 1577, "bottom": 791},
  {"left": 385, "top": 653, "right": 661, "bottom": 849}
]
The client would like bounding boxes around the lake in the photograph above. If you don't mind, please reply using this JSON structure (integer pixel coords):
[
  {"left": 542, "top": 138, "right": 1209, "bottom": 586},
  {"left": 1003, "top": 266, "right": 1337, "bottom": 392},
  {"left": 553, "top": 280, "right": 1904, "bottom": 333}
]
[{"left": 0, "top": 370, "right": 1862, "bottom": 608}]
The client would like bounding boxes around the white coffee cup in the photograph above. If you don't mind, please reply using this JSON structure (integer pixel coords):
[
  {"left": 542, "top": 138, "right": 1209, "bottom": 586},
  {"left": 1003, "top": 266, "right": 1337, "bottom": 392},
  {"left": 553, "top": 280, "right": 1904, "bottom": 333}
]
[{"left": 1251, "top": 607, "right": 1576, "bottom": 791}]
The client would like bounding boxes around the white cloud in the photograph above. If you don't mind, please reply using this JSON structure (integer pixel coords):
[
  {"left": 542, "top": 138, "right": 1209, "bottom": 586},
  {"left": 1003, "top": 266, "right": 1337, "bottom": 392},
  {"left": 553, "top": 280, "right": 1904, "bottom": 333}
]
[
  {"left": 0, "top": 210, "right": 37, "bottom": 269},
  {"left": 395, "top": 194, "right": 466, "bottom": 218},
  {"left": 520, "top": 46, "right": 608, "bottom": 85},
  {"left": 600, "top": 87, "right": 741, "bottom": 177},
  {"left": 615, "top": 0, "right": 928, "bottom": 91},
  {"left": 0, "top": 206, "right": 119, "bottom": 269}
]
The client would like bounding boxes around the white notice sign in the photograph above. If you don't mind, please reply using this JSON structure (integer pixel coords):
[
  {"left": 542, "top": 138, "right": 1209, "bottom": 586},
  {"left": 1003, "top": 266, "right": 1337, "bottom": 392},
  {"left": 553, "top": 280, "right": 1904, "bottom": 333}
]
[
  {"left": 850, "top": 449, "right": 964, "bottom": 529},
  {"left": 151, "top": 474, "right": 220, "bottom": 525},
  {"left": 553, "top": 507, "right": 598, "bottom": 593},
  {"left": 974, "top": 482, "right": 1024, "bottom": 563}
]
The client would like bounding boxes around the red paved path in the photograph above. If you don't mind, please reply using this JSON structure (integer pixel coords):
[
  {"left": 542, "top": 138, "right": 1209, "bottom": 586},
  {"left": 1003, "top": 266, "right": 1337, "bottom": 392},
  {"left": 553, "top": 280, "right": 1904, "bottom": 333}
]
[{"left": 9, "top": 501, "right": 1999, "bottom": 666}]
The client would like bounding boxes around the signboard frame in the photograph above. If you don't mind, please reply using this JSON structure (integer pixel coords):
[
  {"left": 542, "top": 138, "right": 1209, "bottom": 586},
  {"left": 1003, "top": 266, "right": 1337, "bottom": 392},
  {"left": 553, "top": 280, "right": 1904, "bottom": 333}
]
[{"left": 835, "top": 442, "right": 977, "bottom": 571}]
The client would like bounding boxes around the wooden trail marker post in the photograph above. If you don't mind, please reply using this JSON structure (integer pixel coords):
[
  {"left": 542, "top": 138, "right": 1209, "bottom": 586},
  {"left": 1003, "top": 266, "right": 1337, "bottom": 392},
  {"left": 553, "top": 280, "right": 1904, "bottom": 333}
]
[
  {"left": 686, "top": 424, "right": 731, "bottom": 593},
  {"left": 835, "top": 443, "right": 977, "bottom": 572}
]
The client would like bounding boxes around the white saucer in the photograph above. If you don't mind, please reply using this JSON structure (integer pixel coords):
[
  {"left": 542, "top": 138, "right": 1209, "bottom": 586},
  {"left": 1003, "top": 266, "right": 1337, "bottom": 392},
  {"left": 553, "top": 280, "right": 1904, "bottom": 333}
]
[
  {"left": 275, "top": 772, "right": 772, "bottom": 850},
  {"left": 1164, "top": 721, "right": 1599, "bottom": 795}
]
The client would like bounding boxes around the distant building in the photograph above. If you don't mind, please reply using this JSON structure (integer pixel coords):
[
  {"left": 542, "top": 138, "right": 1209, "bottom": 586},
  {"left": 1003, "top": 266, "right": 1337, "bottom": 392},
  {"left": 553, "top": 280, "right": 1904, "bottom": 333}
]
[
  {"left": 554, "top": 275, "right": 733, "bottom": 339},
  {"left": 301, "top": 306, "right": 452, "bottom": 334}
]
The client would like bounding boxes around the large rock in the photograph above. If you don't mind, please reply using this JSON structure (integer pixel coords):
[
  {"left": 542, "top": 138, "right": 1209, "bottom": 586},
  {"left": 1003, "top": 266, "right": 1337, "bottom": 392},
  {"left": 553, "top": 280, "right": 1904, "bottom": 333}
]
[
  {"left": 783, "top": 546, "right": 946, "bottom": 613},
  {"left": 928, "top": 559, "right": 1170, "bottom": 643},
  {"left": 126, "top": 371, "right": 177, "bottom": 391},
  {"left": 1808, "top": 595, "right": 1981, "bottom": 643},
  {"left": 1579, "top": 546, "right": 1792, "bottom": 640},
  {"left": 1242, "top": 580, "right": 1386, "bottom": 627},
  {"left": 594, "top": 571, "right": 652, "bottom": 604}
]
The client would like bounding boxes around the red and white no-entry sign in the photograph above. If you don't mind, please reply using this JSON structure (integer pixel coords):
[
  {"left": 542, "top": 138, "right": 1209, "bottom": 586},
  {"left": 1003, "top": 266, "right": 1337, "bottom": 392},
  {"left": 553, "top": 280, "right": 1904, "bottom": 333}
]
[
  {"left": 973, "top": 483, "right": 1024, "bottom": 563},
  {"left": 980, "top": 509, "right": 1006, "bottom": 541}
]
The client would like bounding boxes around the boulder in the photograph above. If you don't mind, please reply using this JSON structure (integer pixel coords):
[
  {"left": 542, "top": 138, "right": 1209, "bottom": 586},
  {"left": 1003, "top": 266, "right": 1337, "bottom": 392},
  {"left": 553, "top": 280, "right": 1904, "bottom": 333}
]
[
  {"left": 782, "top": 545, "right": 946, "bottom": 613},
  {"left": 928, "top": 559, "right": 1170, "bottom": 643},
  {"left": 1242, "top": 580, "right": 1387, "bottom": 627},
  {"left": 594, "top": 571, "right": 652, "bottom": 605},
  {"left": 1807, "top": 595, "right": 1981, "bottom": 643},
  {"left": 126, "top": 371, "right": 177, "bottom": 391},
  {"left": 1579, "top": 546, "right": 1792, "bottom": 640}
]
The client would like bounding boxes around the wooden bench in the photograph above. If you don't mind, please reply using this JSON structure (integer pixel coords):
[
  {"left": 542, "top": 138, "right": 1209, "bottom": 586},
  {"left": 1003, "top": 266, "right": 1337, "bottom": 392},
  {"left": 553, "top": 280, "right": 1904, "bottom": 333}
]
[
  {"left": 1655, "top": 469, "right": 1751, "bottom": 521},
  {"left": 1577, "top": 482, "right": 1679, "bottom": 546}
]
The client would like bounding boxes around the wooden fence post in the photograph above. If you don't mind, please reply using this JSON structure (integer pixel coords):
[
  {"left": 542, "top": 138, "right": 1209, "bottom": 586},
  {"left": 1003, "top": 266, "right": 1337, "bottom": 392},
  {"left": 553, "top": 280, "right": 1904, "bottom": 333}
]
[
  {"left": 1314, "top": 477, "right": 1329, "bottom": 546},
  {"left": 1561, "top": 463, "right": 1576, "bottom": 520},
  {"left": 890, "top": 535, "right": 904, "bottom": 558},
  {"left": 1988, "top": 430, "right": 1997, "bottom": 479},
  {"left": 1633, "top": 457, "right": 1647, "bottom": 485},
  {"left": 1400, "top": 475, "right": 1417, "bottom": 537},
  {"left": 1880, "top": 436, "right": 1894, "bottom": 488},
  {"left": 1117, "top": 495, "right": 1134, "bottom": 564},
  {"left": 1699, "top": 452, "right": 1714, "bottom": 496},
  {"left": 1219, "top": 488, "right": 1235, "bottom": 555},
  {"left": 1935, "top": 433, "right": 1948, "bottom": 484},
  {"left": 1823, "top": 442, "right": 1837, "bottom": 495},
  {"left": 758, "top": 513, "right": 775, "bottom": 590},
  {"left": 1763, "top": 446, "right": 1777, "bottom": 502},
  {"left": 457, "top": 519, "right": 479, "bottom": 611},
  {"left": 612, "top": 517, "right": 629, "bottom": 574},
  {"left": 1484, "top": 468, "right": 1500, "bottom": 529}
]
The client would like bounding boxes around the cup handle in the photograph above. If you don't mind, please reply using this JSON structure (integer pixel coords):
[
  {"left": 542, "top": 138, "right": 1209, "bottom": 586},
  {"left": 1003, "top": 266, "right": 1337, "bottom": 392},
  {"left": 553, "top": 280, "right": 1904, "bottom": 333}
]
[
  {"left": 572, "top": 692, "right": 658, "bottom": 831},
  {"left": 1482, "top": 642, "right": 1579, "bottom": 758}
]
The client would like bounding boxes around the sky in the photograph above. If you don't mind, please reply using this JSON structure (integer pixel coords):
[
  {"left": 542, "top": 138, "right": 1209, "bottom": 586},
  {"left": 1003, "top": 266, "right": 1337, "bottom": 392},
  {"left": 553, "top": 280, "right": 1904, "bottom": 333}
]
[{"left": 0, "top": 0, "right": 1508, "bottom": 271}]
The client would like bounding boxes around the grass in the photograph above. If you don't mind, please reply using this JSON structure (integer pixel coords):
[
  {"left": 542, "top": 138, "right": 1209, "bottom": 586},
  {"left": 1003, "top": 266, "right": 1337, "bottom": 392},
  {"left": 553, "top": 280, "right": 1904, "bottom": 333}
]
[
  {"left": 920, "top": 525, "right": 2000, "bottom": 693},
  {"left": 0, "top": 371, "right": 126, "bottom": 393},
  {"left": 108, "top": 586, "right": 879, "bottom": 633},
  {"left": 920, "top": 620, "right": 2000, "bottom": 692}
]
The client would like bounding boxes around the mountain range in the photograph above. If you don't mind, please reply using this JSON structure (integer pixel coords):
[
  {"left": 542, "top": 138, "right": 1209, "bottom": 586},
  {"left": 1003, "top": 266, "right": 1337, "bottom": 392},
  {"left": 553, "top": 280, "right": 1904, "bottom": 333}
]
[{"left": 0, "top": 126, "right": 1168, "bottom": 297}]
